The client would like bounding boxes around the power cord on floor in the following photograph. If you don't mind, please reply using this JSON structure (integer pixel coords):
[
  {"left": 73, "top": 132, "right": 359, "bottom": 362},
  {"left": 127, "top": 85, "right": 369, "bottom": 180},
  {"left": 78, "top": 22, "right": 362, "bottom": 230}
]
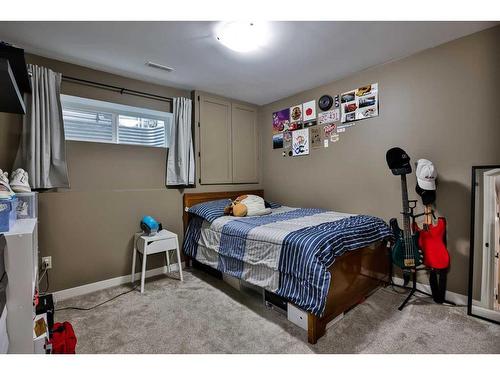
[
  {"left": 42, "top": 270, "right": 50, "bottom": 295},
  {"left": 38, "top": 268, "right": 50, "bottom": 295},
  {"left": 55, "top": 249, "right": 144, "bottom": 312},
  {"left": 55, "top": 285, "right": 139, "bottom": 312}
]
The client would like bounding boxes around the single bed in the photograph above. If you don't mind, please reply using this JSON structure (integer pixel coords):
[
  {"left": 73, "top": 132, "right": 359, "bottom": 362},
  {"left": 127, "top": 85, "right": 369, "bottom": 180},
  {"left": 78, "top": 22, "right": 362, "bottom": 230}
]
[{"left": 182, "top": 190, "right": 392, "bottom": 344}]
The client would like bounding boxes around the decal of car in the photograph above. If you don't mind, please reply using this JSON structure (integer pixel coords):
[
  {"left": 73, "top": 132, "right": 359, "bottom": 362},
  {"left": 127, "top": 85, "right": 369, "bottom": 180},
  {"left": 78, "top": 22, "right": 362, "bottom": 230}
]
[
  {"left": 356, "top": 85, "right": 372, "bottom": 96},
  {"left": 344, "top": 103, "right": 357, "bottom": 113},
  {"left": 362, "top": 108, "right": 376, "bottom": 117},
  {"left": 341, "top": 92, "right": 355, "bottom": 103},
  {"left": 359, "top": 96, "right": 376, "bottom": 108}
]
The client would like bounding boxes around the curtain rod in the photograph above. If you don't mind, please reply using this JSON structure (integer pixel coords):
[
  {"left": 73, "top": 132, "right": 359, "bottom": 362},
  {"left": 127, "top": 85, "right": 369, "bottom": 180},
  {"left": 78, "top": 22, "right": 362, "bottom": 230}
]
[{"left": 61, "top": 75, "right": 173, "bottom": 103}]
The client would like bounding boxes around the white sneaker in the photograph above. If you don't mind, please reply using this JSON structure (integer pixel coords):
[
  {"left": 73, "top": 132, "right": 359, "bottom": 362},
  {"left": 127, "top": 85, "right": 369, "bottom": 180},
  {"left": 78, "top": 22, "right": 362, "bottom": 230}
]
[
  {"left": 10, "top": 168, "right": 31, "bottom": 193},
  {"left": 0, "top": 170, "right": 15, "bottom": 199}
]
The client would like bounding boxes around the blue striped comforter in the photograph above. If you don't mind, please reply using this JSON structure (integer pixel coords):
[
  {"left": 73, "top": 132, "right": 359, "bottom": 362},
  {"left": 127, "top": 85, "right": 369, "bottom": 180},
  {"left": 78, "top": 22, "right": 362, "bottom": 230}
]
[{"left": 183, "top": 204, "right": 392, "bottom": 316}]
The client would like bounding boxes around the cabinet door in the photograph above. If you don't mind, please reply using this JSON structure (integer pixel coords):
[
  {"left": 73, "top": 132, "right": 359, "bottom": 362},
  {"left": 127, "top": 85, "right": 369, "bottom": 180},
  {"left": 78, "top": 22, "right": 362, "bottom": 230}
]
[
  {"left": 231, "top": 103, "right": 258, "bottom": 183},
  {"left": 199, "top": 95, "right": 232, "bottom": 184}
]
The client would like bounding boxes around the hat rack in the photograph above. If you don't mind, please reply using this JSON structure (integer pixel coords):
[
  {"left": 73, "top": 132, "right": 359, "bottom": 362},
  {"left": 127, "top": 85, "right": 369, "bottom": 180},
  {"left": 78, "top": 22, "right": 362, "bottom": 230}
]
[
  {"left": 386, "top": 147, "right": 454, "bottom": 311},
  {"left": 389, "top": 202, "right": 455, "bottom": 310}
]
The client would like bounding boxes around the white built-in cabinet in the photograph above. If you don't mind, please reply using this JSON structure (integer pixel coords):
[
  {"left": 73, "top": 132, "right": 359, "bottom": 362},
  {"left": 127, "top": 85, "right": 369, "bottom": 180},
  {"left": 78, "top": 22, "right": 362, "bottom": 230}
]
[
  {"left": 3, "top": 219, "right": 43, "bottom": 353},
  {"left": 196, "top": 92, "right": 259, "bottom": 184}
]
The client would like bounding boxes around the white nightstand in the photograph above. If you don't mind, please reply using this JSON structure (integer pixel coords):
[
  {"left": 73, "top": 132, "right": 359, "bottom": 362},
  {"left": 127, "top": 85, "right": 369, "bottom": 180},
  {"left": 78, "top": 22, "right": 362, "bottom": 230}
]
[{"left": 131, "top": 229, "right": 183, "bottom": 293}]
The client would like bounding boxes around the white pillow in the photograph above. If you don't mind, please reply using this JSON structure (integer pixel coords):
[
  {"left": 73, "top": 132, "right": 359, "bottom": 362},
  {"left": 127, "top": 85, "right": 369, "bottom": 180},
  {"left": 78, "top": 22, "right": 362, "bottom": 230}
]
[{"left": 240, "top": 195, "right": 271, "bottom": 216}]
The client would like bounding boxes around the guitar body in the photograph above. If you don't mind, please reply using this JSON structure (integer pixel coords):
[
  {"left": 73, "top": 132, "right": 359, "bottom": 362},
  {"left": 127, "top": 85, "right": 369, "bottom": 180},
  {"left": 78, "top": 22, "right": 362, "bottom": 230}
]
[
  {"left": 390, "top": 218, "right": 423, "bottom": 269},
  {"left": 413, "top": 217, "right": 450, "bottom": 270}
]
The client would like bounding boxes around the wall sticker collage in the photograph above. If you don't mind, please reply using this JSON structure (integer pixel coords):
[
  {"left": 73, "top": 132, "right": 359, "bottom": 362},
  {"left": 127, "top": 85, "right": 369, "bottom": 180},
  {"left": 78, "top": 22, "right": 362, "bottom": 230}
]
[{"left": 272, "top": 83, "right": 379, "bottom": 157}]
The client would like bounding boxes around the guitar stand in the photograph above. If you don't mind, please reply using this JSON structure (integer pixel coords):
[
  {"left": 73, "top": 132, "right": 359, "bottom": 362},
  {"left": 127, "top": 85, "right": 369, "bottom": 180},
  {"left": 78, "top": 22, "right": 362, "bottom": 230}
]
[
  {"left": 395, "top": 269, "right": 456, "bottom": 310},
  {"left": 391, "top": 204, "right": 456, "bottom": 311},
  {"left": 398, "top": 269, "right": 417, "bottom": 311}
]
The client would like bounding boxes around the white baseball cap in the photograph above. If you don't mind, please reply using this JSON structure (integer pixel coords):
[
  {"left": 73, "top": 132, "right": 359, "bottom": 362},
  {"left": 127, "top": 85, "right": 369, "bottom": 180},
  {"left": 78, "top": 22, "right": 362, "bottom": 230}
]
[{"left": 416, "top": 159, "right": 437, "bottom": 190}]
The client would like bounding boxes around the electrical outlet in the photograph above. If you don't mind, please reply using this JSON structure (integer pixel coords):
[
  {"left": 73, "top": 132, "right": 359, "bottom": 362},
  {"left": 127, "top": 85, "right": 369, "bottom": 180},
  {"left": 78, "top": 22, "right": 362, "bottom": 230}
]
[{"left": 42, "top": 256, "right": 52, "bottom": 270}]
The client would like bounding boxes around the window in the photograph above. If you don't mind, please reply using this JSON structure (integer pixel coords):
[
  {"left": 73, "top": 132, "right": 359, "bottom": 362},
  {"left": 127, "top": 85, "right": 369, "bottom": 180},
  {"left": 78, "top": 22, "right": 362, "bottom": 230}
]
[{"left": 61, "top": 95, "right": 172, "bottom": 148}]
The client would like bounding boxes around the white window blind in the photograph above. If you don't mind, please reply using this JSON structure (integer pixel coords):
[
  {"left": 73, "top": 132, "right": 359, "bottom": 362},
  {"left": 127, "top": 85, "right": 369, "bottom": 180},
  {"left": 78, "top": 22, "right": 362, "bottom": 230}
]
[
  {"left": 118, "top": 115, "right": 166, "bottom": 147},
  {"left": 61, "top": 95, "right": 172, "bottom": 148},
  {"left": 63, "top": 108, "right": 114, "bottom": 143}
]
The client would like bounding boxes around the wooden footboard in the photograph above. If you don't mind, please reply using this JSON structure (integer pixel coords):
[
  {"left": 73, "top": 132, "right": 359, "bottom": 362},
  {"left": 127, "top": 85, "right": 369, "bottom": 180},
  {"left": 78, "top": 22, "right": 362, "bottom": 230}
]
[{"left": 307, "top": 241, "right": 390, "bottom": 344}]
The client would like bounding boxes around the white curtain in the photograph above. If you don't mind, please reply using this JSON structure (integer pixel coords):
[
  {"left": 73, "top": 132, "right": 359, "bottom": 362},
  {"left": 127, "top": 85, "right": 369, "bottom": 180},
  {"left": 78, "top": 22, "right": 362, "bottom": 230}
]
[
  {"left": 15, "top": 64, "right": 70, "bottom": 189},
  {"left": 166, "top": 97, "right": 194, "bottom": 186}
]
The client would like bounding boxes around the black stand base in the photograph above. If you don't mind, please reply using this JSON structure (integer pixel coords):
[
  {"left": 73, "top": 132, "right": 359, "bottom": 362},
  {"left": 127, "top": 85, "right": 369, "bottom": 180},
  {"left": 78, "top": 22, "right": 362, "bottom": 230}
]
[
  {"left": 398, "top": 269, "right": 417, "bottom": 310},
  {"left": 394, "top": 269, "right": 456, "bottom": 310},
  {"left": 398, "top": 290, "right": 415, "bottom": 310}
]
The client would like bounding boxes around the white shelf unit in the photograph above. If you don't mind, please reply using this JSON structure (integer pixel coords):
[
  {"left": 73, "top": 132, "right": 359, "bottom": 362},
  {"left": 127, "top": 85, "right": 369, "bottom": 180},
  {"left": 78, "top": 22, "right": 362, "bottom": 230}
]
[{"left": 3, "top": 219, "right": 42, "bottom": 353}]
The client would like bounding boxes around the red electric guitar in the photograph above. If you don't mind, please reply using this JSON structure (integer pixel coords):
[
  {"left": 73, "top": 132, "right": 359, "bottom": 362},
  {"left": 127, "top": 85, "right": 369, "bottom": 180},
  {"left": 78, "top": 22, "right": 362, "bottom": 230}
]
[{"left": 412, "top": 205, "right": 450, "bottom": 270}]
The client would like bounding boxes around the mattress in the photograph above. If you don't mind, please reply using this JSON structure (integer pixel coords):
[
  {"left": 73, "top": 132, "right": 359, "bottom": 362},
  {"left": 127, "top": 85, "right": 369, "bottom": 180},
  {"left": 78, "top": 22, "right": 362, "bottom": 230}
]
[{"left": 183, "top": 204, "right": 392, "bottom": 315}]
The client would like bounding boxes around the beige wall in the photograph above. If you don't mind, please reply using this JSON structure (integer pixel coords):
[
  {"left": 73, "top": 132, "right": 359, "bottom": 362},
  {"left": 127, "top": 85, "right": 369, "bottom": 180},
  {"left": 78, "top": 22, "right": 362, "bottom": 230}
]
[
  {"left": 259, "top": 25, "right": 500, "bottom": 295},
  {"left": 0, "top": 112, "right": 21, "bottom": 171},
  {"left": 0, "top": 54, "right": 261, "bottom": 291}
]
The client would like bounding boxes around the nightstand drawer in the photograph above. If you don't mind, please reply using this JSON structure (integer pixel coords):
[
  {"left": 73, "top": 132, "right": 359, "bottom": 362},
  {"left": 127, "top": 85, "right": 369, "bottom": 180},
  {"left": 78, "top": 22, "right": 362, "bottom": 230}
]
[{"left": 139, "top": 237, "right": 177, "bottom": 254}]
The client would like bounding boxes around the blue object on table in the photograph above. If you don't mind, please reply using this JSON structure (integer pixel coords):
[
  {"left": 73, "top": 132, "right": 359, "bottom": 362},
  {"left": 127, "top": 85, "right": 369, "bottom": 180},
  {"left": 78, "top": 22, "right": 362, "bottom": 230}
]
[
  {"left": 140, "top": 216, "right": 160, "bottom": 236},
  {"left": 0, "top": 197, "right": 17, "bottom": 233}
]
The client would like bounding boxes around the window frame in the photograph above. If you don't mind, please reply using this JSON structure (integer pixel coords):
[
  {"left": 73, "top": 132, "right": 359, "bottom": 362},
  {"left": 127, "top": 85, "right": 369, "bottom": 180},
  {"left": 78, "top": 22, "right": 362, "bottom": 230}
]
[{"left": 61, "top": 94, "right": 172, "bottom": 148}]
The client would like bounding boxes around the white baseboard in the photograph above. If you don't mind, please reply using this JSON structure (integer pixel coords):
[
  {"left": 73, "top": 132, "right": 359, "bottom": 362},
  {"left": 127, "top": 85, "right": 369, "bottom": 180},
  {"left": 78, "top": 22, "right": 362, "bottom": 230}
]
[
  {"left": 391, "top": 276, "right": 467, "bottom": 305},
  {"left": 471, "top": 305, "right": 500, "bottom": 321},
  {"left": 53, "top": 262, "right": 184, "bottom": 303}
]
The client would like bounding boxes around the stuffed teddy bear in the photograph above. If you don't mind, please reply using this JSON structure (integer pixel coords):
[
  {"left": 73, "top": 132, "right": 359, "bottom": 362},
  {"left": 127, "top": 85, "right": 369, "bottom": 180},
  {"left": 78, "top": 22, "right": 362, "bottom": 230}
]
[
  {"left": 224, "top": 195, "right": 248, "bottom": 217},
  {"left": 224, "top": 194, "right": 271, "bottom": 217}
]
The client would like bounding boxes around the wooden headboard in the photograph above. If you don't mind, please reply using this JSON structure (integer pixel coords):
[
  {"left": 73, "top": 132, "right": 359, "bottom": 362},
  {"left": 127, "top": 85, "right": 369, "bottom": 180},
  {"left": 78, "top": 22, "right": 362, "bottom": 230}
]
[{"left": 182, "top": 190, "right": 264, "bottom": 232}]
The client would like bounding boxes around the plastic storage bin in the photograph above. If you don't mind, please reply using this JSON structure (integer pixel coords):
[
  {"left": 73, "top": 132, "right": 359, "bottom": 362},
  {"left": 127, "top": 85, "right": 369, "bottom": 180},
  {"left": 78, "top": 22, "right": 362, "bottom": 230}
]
[
  {"left": 0, "top": 198, "right": 17, "bottom": 232},
  {"left": 16, "top": 192, "right": 37, "bottom": 219}
]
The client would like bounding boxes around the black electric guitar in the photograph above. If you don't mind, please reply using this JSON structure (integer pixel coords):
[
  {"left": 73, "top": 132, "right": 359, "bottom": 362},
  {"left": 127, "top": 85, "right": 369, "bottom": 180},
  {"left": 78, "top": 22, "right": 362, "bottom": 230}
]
[{"left": 390, "top": 173, "right": 423, "bottom": 270}]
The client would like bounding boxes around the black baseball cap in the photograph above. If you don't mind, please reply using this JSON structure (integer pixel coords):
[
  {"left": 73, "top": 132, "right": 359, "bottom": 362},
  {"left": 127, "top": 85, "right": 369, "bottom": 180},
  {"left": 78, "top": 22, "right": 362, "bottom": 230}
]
[
  {"left": 386, "top": 147, "right": 412, "bottom": 175},
  {"left": 416, "top": 185, "right": 436, "bottom": 205}
]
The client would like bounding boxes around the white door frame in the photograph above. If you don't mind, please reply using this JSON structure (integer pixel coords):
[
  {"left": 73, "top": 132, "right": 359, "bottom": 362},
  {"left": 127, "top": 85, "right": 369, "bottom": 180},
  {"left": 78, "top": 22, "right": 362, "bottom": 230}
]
[
  {"left": 494, "top": 177, "right": 500, "bottom": 311},
  {"left": 481, "top": 169, "right": 500, "bottom": 309}
]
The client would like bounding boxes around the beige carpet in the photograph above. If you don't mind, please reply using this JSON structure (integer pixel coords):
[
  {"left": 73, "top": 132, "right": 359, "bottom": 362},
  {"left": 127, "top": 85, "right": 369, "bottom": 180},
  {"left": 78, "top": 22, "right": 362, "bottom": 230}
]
[{"left": 55, "top": 269, "right": 500, "bottom": 354}]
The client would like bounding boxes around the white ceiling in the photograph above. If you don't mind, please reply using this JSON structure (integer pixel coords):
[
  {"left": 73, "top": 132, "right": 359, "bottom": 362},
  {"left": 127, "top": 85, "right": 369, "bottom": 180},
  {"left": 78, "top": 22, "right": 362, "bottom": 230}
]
[{"left": 0, "top": 21, "right": 496, "bottom": 105}]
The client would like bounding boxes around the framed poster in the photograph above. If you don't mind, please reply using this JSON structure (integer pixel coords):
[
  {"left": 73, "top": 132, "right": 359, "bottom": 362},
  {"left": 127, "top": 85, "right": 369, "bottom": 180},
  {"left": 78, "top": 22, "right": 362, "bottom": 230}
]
[
  {"left": 302, "top": 100, "right": 317, "bottom": 127},
  {"left": 340, "top": 83, "right": 379, "bottom": 123},
  {"left": 272, "top": 108, "right": 290, "bottom": 134},
  {"left": 303, "top": 100, "right": 316, "bottom": 121},
  {"left": 292, "top": 128, "right": 309, "bottom": 156},
  {"left": 273, "top": 133, "right": 284, "bottom": 149},
  {"left": 289, "top": 104, "right": 303, "bottom": 130},
  {"left": 310, "top": 127, "right": 322, "bottom": 149},
  {"left": 283, "top": 130, "right": 292, "bottom": 149}
]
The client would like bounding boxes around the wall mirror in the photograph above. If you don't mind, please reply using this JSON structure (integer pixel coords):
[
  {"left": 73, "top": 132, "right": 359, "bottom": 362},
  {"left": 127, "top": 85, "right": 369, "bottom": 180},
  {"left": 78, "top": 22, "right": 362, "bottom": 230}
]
[{"left": 469, "top": 165, "right": 500, "bottom": 324}]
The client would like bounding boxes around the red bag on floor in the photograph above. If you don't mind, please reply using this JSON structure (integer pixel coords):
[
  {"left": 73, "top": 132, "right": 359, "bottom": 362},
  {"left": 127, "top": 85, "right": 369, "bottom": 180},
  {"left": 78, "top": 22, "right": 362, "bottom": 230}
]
[{"left": 50, "top": 322, "right": 77, "bottom": 354}]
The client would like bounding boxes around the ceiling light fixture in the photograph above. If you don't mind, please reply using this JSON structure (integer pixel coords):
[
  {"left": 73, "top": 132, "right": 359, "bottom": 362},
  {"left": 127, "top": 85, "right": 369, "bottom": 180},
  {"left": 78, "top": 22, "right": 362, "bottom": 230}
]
[
  {"left": 216, "top": 21, "right": 269, "bottom": 53},
  {"left": 146, "top": 61, "right": 174, "bottom": 72}
]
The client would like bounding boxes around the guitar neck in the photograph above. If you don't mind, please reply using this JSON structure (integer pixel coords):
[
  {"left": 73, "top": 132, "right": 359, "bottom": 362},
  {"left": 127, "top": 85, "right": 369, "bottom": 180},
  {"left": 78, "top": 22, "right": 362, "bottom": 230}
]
[
  {"left": 400, "top": 174, "right": 411, "bottom": 233},
  {"left": 424, "top": 205, "right": 432, "bottom": 228}
]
